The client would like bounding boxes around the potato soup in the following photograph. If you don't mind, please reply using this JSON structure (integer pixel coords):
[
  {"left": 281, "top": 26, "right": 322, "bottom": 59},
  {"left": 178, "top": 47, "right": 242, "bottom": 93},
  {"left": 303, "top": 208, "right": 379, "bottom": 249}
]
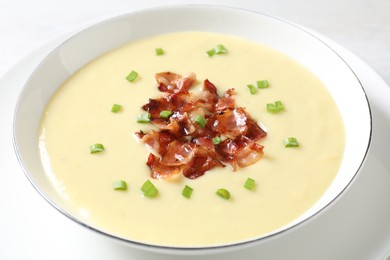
[{"left": 38, "top": 31, "right": 345, "bottom": 247}]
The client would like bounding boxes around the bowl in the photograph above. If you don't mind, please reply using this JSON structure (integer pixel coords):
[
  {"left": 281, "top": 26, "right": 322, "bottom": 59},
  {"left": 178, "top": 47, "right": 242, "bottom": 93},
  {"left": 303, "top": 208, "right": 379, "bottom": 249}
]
[{"left": 13, "top": 5, "right": 371, "bottom": 255}]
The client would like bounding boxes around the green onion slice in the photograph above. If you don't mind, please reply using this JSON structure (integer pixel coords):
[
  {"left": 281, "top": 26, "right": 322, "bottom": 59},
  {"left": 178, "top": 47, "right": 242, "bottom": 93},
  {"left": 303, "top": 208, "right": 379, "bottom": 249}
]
[
  {"left": 141, "top": 180, "right": 159, "bottom": 198},
  {"left": 267, "top": 100, "right": 284, "bottom": 113},
  {"left": 126, "top": 70, "right": 139, "bottom": 82},
  {"left": 212, "top": 136, "right": 222, "bottom": 145},
  {"left": 244, "top": 178, "right": 256, "bottom": 190},
  {"left": 266, "top": 103, "right": 278, "bottom": 113},
  {"left": 257, "top": 80, "right": 269, "bottom": 89},
  {"left": 275, "top": 100, "right": 284, "bottom": 110},
  {"left": 155, "top": 48, "right": 164, "bottom": 56},
  {"left": 89, "top": 143, "right": 105, "bottom": 154},
  {"left": 206, "top": 49, "right": 216, "bottom": 57},
  {"left": 182, "top": 185, "right": 193, "bottom": 199},
  {"left": 207, "top": 44, "right": 228, "bottom": 57},
  {"left": 215, "top": 44, "right": 228, "bottom": 54},
  {"left": 284, "top": 137, "right": 299, "bottom": 147},
  {"left": 247, "top": 84, "right": 257, "bottom": 95},
  {"left": 159, "top": 110, "right": 173, "bottom": 119},
  {"left": 113, "top": 180, "right": 127, "bottom": 191},
  {"left": 194, "top": 115, "right": 207, "bottom": 128},
  {"left": 216, "top": 188, "right": 231, "bottom": 200},
  {"left": 137, "top": 113, "right": 151, "bottom": 123},
  {"left": 111, "top": 104, "right": 122, "bottom": 113}
]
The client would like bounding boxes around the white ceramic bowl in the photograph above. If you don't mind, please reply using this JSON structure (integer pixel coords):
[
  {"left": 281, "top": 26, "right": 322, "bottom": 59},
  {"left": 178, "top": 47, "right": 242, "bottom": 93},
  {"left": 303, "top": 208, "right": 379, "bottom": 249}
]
[{"left": 13, "top": 5, "right": 371, "bottom": 255}]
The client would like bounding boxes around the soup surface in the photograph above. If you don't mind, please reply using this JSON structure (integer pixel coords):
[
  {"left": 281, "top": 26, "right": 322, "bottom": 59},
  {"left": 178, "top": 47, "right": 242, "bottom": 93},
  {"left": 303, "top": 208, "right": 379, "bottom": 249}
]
[{"left": 39, "top": 31, "right": 344, "bottom": 247}]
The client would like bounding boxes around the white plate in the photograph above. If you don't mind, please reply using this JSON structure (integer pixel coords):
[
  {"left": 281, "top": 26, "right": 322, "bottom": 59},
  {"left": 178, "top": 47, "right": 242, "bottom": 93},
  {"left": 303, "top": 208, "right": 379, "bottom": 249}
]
[
  {"left": 1, "top": 12, "right": 389, "bottom": 260},
  {"left": 11, "top": 6, "right": 371, "bottom": 253}
]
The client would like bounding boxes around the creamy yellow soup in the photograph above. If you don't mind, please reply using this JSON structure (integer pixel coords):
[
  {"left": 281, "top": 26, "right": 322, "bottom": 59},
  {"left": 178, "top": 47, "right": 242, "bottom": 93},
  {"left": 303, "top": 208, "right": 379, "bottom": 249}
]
[{"left": 39, "top": 31, "right": 344, "bottom": 247}]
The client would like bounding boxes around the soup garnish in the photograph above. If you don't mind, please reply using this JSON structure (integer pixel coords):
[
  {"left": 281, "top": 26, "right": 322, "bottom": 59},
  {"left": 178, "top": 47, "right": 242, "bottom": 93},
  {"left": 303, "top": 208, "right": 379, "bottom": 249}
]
[{"left": 135, "top": 71, "right": 267, "bottom": 180}]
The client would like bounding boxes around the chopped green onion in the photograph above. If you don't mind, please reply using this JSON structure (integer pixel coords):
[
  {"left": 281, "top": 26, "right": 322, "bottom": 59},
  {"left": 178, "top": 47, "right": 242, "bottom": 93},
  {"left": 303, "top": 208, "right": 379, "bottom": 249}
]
[
  {"left": 244, "top": 178, "right": 256, "bottom": 190},
  {"left": 206, "top": 44, "right": 228, "bottom": 57},
  {"left": 257, "top": 80, "right": 269, "bottom": 89},
  {"left": 194, "top": 115, "right": 207, "bottom": 128},
  {"left": 284, "top": 137, "right": 299, "bottom": 147},
  {"left": 266, "top": 100, "right": 284, "bottom": 113},
  {"left": 247, "top": 84, "right": 257, "bottom": 95},
  {"left": 274, "top": 100, "right": 284, "bottom": 110},
  {"left": 126, "top": 70, "right": 139, "bottom": 82},
  {"left": 206, "top": 49, "right": 216, "bottom": 57},
  {"left": 214, "top": 44, "right": 228, "bottom": 54},
  {"left": 89, "top": 143, "right": 105, "bottom": 154},
  {"left": 266, "top": 103, "right": 278, "bottom": 113},
  {"left": 111, "top": 104, "right": 122, "bottom": 113},
  {"left": 212, "top": 136, "right": 222, "bottom": 145},
  {"left": 182, "top": 185, "right": 193, "bottom": 199},
  {"left": 155, "top": 48, "right": 164, "bottom": 56},
  {"left": 141, "top": 180, "right": 159, "bottom": 198},
  {"left": 216, "top": 188, "right": 231, "bottom": 200},
  {"left": 159, "top": 110, "right": 173, "bottom": 119},
  {"left": 137, "top": 113, "right": 151, "bottom": 123},
  {"left": 113, "top": 180, "right": 127, "bottom": 191}
]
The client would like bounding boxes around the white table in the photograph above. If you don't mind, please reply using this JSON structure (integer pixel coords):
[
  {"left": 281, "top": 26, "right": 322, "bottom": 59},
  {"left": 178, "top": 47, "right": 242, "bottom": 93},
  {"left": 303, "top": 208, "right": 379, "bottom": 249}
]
[{"left": 1, "top": 1, "right": 390, "bottom": 259}]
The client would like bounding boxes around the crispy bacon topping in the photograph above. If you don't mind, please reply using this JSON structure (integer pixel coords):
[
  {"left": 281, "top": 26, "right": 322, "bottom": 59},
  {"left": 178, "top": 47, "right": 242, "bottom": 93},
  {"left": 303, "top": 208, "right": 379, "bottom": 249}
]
[
  {"left": 215, "top": 88, "right": 235, "bottom": 112},
  {"left": 136, "top": 72, "right": 267, "bottom": 179},
  {"left": 156, "top": 72, "right": 196, "bottom": 93},
  {"left": 216, "top": 136, "right": 264, "bottom": 171}
]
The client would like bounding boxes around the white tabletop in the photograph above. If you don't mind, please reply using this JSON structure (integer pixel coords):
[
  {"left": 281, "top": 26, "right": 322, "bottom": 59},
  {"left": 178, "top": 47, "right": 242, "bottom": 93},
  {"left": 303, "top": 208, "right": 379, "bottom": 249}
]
[
  {"left": 1, "top": 1, "right": 390, "bottom": 260},
  {"left": 1, "top": 0, "right": 389, "bottom": 85}
]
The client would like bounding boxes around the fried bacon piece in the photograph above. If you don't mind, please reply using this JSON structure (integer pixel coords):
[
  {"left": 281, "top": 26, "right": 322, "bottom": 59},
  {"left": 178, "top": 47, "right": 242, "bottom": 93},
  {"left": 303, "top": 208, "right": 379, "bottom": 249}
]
[
  {"left": 144, "top": 138, "right": 225, "bottom": 179},
  {"left": 183, "top": 155, "right": 222, "bottom": 179},
  {"left": 142, "top": 97, "right": 174, "bottom": 120},
  {"left": 183, "top": 138, "right": 224, "bottom": 179},
  {"left": 156, "top": 72, "right": 196, "bottom": 93},
  {"left": 216, "top": 136, "right": 264, "bottom": 171},
  {"left": 200, "top": 79, "right": 219, "bottom": 112},
  {"left": 215, "top": 88, "right": 235, "bottom": 112},
  {"left": 136, "top": 72, "right": 267, "bottom": 179},
  {"left": 209, "top": 108, "right": 248, "bottom": 139},
  {"left": 245, "top": 117, "right": 267, "bottom": 142},
  {"left": 160, "top": 140, "right": 194, "bottom": 166},
  {"left": 135, "top": 130, "right": 176, "bottom": 156},
  {"left": 147, "top": 153, "right": 182, "bottom": 179}
]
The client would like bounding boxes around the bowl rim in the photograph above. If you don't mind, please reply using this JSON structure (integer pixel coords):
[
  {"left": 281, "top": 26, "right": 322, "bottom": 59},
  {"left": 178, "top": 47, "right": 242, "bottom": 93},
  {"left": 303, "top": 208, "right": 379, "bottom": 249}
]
[{"left": 12, "top": 3, "right": 372, "bottom": 254}]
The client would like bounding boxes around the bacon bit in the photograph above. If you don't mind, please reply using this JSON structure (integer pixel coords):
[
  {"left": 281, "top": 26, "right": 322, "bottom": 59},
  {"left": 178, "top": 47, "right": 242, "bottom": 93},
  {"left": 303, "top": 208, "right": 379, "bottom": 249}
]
[
  {"left": 137, "top": 130, "right": 176, "bottom": 156},
  {"left": 245, "top": 117, "right": 268, "bottom": 142},
  {"left": 164, "top": 92, "right": 191, "bottom": 111},
  {"left": 215, "top": 88, "right": 235, "bottom": 112},
  {"left": 156, "top": 72, "right": 196, "bottom": 93},
  {"left": 183, "top": 155, "right": 223, "bottom": 179},
  {"left": 147, "top": 153, "right": 182, "bottom": 179},
  {"left": 184, "top": 137, "right": 225, "bottom": 178},
  {"left": 151, "top": 117, "right": 182, "bottom": 136},
  {"left": 160, "top": 140, "right": 194, "bottom": 166},
  {"left": 209, "top": 108, "right": 248, "bottom": 139},
  {"left": 201, "top": 79, "right": 219, "bottom": 112},
  {"left": 142, "top": 97, "right": 174, "bottom": 120},
  {"left": 171, "top": 112, "right": 197, "bottom": 136},
  {"left": 235, "top": 140, "right": 264, "bottom": 168},
  {"left": 136, "top": 72, "right": 267, "bottom": 179},
  {"left": 134, "top": 130, "right": 146, "bottom": 139},
  {"left": 193, "top": 137, "right": 216, "bottom": 154},
  {"left": 215, "top": 136, "right": 264, "bottom": 171}
]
